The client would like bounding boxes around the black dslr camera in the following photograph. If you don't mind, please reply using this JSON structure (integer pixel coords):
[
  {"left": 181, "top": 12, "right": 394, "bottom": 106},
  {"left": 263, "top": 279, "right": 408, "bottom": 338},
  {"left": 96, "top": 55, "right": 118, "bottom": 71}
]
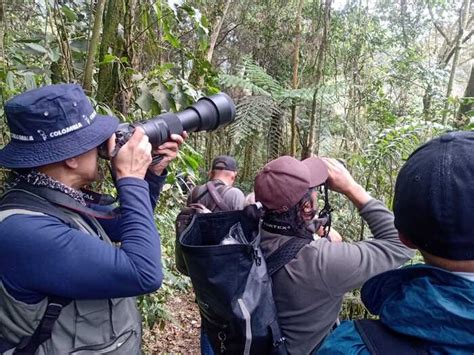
[{"left": 99, "top": 93, "right": 235, "bottom": 162}]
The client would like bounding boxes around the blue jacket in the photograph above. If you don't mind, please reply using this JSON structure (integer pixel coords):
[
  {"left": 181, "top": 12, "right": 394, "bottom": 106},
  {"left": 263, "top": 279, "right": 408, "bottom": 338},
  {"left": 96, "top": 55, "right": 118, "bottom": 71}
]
[{"left": 317, "top": 264, "right": 474, "bottom": 355}]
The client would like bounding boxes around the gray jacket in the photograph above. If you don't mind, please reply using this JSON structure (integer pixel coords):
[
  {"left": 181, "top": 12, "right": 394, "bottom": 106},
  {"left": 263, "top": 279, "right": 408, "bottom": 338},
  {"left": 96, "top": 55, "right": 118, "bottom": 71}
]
[
  {"left": 260, "top": 199, "right": 415, "bottom": 355},
  {"left": 0, "top": 208, "right": 141, "bottom": 355}
]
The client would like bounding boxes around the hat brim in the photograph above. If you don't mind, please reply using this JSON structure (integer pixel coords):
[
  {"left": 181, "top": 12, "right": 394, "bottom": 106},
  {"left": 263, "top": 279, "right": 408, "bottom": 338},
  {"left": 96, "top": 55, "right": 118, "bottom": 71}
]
[
  {"left": 0, "top": 114, "right": 119, "bottom": 168},
  {"left": 302, "top": 157, "right": 328, "bottom": 187}
]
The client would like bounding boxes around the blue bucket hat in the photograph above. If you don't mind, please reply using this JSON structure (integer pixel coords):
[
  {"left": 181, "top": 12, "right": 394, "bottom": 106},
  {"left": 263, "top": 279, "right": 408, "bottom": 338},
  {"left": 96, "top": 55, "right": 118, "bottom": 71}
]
[{"left": 0, "top": 84, "right": 119, "bottom": 168}]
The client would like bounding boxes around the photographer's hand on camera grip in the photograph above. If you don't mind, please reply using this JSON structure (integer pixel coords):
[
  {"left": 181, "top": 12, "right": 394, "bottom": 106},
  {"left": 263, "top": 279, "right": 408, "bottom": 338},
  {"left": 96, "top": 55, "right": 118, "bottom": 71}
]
[{"left": 109, "top": 128, "right": 152, "bottom": 180}]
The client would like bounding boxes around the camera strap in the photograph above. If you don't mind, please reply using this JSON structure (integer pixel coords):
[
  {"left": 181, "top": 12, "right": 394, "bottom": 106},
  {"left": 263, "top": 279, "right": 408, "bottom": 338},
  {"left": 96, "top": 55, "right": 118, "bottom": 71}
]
[{"left": 318, "top": 184, "right": 333, "bottom": 239}]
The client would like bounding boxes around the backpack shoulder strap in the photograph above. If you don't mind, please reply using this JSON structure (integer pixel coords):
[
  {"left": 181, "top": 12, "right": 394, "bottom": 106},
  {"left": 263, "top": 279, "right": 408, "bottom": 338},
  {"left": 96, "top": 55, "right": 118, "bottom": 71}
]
[
  {"left": 0, "top": 189, "right": 78, "bottom": 228},
  {"left": 266, "top": 237, "right": 311, "bottom": 276},
  {"left": 206, "top": 181, "right": 231, "bottom": 211},
  {"left": 13, "top": 297, "right": 72, "bottom": 355},
  {"left": 354, "top": 319, "right": 429, "bottom": 355},
  {"left": 189, "top": 185, "right": 206, "bottom": 204}
]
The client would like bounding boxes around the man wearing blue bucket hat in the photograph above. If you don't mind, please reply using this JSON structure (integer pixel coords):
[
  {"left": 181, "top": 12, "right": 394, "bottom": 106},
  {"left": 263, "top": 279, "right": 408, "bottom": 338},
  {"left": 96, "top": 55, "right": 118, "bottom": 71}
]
[{"left": 0, "top": 84, "right": 184, "bottom": 354}]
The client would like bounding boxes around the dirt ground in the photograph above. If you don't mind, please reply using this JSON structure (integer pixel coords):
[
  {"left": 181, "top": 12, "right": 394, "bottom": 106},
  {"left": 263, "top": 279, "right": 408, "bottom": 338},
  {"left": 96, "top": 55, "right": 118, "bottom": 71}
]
[{"left": 143, "top": 290, "right": 201, "bottom": 354}]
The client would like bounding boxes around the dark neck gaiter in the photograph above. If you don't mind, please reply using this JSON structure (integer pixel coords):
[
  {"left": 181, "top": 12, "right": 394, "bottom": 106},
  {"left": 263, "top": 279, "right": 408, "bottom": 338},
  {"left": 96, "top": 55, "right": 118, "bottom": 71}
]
[{"left": 262, "top": 204, "right": 314, "bottom": 240}]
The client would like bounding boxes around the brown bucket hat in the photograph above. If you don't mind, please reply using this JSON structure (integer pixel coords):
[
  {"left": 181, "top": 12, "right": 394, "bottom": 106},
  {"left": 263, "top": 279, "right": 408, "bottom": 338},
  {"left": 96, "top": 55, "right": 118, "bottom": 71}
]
[{"left": 254, "top": 155, "right": 328, "bottom": 212}]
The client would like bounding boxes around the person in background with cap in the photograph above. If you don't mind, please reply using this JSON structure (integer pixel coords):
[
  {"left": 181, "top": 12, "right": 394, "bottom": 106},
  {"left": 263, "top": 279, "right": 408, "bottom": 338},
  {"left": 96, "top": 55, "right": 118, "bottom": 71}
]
[
  {"left": 317, "top": 131, "right": 474, "bottom": 354},
  {"left": 254, "top": 155, "right": 414, "bottom": 354},
  {"left": 187, "top": 155, "right": 245, "bottom": 212},
  {"left": 0, "top": 84, "right": 185, "bottom": 354},
  {"left": 185, "top": 155, "right": 245, "bottom": 355}
]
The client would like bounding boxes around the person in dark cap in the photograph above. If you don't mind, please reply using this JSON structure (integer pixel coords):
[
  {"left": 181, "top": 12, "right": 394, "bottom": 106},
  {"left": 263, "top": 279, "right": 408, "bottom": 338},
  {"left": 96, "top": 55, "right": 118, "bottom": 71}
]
[
  {"left": 187, "top": 155, "right": 245, "bottom": 212},
  {"left": 317, "top": 131, "right": 474, "bottom": 355},
  {"left": 184, "top": 155, "right": 245, "bottom": 354},
  {"left": 254, "top": 155, "right": 414, "bottom": 354},
  {"left": 0, "top": 83, "right": 185, "bottom": 354}
]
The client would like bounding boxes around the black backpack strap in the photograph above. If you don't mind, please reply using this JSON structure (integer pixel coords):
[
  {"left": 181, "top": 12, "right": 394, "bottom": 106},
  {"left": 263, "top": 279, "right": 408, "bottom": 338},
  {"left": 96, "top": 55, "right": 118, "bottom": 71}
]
[
  {"left": 266, "top": 237, "right": 311, "bottom": 276},
  {"left": 354, "top": 319, "right": 429, "bottom": 355},
  {"left": 206, "top": 181, "right": 231, "bottom": 211},
  {"left": 13, "top": 297, "right": 72, "bottom": 355}
]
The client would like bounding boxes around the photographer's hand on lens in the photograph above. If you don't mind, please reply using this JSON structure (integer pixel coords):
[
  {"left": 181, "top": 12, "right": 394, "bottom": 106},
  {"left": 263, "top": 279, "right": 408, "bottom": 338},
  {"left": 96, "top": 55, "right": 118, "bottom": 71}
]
[
  {"left": 108, "top": 127, "right": 152, "bottom": 180},
  {"left": 148, "top": 132, "right": 187, "bottom": 176}
]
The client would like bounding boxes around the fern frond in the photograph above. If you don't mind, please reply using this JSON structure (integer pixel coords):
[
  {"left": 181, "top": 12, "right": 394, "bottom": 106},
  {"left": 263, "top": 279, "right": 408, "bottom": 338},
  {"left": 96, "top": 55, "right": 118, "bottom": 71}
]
[{"left": 230, "top": 95, "right": 282, "bottom": 144}]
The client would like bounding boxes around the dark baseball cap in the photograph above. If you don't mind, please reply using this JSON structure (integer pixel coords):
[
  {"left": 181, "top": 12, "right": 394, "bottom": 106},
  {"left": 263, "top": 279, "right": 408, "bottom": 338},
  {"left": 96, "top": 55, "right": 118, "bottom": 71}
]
[
  {"left": 394, "top": 131, "right": 474, "bottom": 261},
  {"left": 254, "top": 155, "right": 328, "bottom": 212},
  {"left": 211, "top": 155, "right": 237, "bottom": 171}
]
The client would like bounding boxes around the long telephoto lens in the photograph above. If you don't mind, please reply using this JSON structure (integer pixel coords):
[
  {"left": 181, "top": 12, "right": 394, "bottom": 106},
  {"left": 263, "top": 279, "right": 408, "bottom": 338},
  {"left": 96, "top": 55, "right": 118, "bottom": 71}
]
[
  {"left": 139, "top": 93, "right": 236, "bottom": 146},
  {"left": 99, "top": 93, "right": 236, "bottom": 160}
]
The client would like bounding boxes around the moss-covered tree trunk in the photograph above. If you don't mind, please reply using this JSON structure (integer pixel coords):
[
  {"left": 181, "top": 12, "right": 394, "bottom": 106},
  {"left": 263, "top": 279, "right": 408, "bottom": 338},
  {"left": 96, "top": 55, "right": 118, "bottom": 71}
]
[
  {"left": 83, "top": 0, "right": 107, "bottom": 93},
  {"left": 97, "top": 0, "right": 124, "bottom": 109}
]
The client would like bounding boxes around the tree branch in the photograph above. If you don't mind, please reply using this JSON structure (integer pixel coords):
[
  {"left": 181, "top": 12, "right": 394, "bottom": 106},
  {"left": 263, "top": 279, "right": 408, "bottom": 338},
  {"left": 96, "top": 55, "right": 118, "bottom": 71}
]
[
  {"left": 215, "top": 23, "right": 242, "bottom": 49},
  {"left": 428, "top": 5, "right": 451, "bottom": 46}
]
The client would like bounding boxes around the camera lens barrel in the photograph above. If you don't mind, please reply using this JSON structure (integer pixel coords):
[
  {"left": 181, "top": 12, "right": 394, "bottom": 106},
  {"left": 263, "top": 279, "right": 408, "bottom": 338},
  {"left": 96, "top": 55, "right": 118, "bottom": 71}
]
[
  {"left": 101, "top": 92, "right": 236, "bottom": 159},
  {"left": 139, "top": 113, "right": 184, "bottom": 146},
  {"left": 140, "top": 92, "right": 235, "bottom": 146},
  {"left": 177, "top": 93, "right": 236, "bottom": 132}
]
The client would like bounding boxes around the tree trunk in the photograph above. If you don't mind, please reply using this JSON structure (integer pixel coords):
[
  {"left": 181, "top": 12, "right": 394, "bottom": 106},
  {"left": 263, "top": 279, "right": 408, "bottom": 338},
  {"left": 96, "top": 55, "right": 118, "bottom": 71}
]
[
  {"left": 51, "top": 0, "right": 74, "bottom": 82},
  {"left": 268, "top": 108, "right": 283, "bottom": 160},
  {"left": 442, "top": 0, "right": 471, "bottom": 125},
  {"left": 457, "top": 64, "right": 474, "bottom": 124},
  {"left": 422, "top": 83, "right": 433, "bottom": 120},
  {"left": 115, "top": 0, "right": 137, "bottom": 114},
  {"left": 241, "top": 139, "right": 253, "bottom": 183},
  {"left": 290, "top": 0, "right": 304, "bottom": 157},
  {"left": 303, "top": 0, "right": 331, "bottom": 159},
  {"left": 0, "top": 0, "right": 4, "bottom": 70},
  {"left": 83, "top": 0, "right": 107, "bottom": 93},
  {"left": 190, "top": 0, "right": 232, "bottom": 88},
  {"left": 206, "top": 0, "right": 232, "bottom": 63},
  {"left": 97, "top": 0, "right": 124, "bottom": 107}
]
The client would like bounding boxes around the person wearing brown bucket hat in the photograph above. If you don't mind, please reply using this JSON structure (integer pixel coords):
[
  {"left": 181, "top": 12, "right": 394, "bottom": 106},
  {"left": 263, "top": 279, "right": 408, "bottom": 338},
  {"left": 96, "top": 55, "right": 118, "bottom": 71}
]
[
  {"left": 0, "top": 84, "right": 185, "bottom": 354},
  {"left": 254, "top": 155, "right": 414, "bottom": 354}
]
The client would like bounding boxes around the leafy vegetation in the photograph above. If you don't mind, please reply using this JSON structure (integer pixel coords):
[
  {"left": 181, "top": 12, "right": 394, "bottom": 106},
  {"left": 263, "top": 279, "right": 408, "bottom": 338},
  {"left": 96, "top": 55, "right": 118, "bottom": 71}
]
[{"left": 0, "top": 0, "right": 473, "bottom": 345}]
